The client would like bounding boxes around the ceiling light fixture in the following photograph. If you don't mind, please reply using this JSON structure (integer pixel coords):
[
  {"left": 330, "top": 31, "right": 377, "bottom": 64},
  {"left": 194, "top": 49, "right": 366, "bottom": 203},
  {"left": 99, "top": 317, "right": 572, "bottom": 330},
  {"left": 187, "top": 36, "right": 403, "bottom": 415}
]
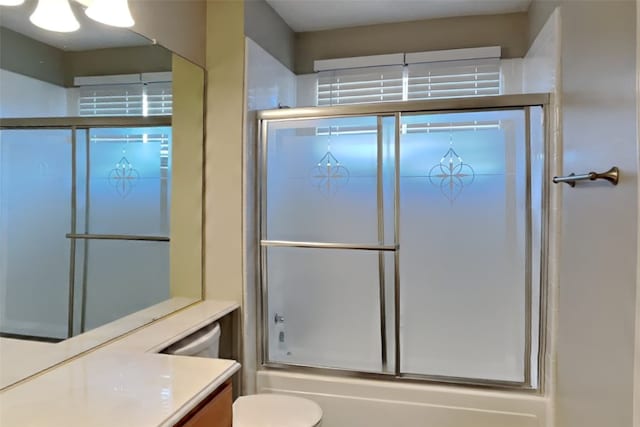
[
  {"left": 0, "top": 0, "right": 25, "bottom": 5},
  {"left": 30, "top": 0, "right": 80, "bottom": 33},
  {"left": 85, "top": 0, "right": 135, "bottom": 28}
]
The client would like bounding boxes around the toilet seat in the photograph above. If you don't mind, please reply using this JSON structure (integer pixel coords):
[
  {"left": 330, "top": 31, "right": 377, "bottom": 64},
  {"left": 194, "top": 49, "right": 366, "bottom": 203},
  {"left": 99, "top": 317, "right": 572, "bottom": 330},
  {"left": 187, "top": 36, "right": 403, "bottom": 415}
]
[{"left": 233, "top": 394, "right": 323, "bottom": 427}]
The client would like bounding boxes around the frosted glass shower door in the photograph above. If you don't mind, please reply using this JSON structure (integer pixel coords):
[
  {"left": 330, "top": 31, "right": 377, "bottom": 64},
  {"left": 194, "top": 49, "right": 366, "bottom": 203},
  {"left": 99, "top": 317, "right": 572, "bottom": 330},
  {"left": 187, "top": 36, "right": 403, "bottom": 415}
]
[
  {"left": 0, "top": 129, "right": 72, "bottom": 339},
  {"left": 72, "top": 126, "right": 171, "bottom": 333},
  {"left": 398, "top": 109, "right": 541, "bottom": 384},
  {"left": 263, "top": 116, "right": 396, "bottom": 373}
]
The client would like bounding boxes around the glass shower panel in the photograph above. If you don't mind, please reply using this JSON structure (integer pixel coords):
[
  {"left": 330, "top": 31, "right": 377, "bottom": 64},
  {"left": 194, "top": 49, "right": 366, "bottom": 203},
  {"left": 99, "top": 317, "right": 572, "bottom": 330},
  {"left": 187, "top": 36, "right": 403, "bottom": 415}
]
[
  {"left": 83, "top": 126, "right": 172, "bottom": 237},
  {"left": 81, "top": 240, "right": 169, "bottom": 331},
  {"left": 265, "top": 116, "right": 379, "bottom": 244},
  {"left": 266, "top": 246, "right": 386, "bottom": 372},
  {"left": 0, "top": 129, "right": 72, "bottom": 339},
  {"left": 399, "top": 109, "right": 530, "bottom": 383}
]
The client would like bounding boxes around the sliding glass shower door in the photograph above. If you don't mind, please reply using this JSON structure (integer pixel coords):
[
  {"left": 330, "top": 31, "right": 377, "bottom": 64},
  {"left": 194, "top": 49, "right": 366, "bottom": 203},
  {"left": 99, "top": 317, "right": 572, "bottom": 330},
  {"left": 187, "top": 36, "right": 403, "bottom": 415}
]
[
  {"left": 0, "top": 122, "right": 172, "bottom": 340},
  {"left": 262, "top": 115, "right": 396, "bottom": 373},
  {"left": 72, "top": 126, "right": 171, "bottom": 333},
  {"left": 398, "top": 109, "right": 543, "bottom": 385},
  {"left": 0, "top": 130, "right": 72, "bottom": 339},
  {"left": 260, "top": 99, "right": 546, "bottom": 389}
]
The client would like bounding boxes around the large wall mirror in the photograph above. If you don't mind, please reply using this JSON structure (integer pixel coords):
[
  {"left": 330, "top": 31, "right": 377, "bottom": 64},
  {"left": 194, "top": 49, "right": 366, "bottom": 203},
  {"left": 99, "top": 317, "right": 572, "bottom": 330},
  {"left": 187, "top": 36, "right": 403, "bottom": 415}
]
[{"left": 0, "top": 0, "right": 204, "bottom": 386}]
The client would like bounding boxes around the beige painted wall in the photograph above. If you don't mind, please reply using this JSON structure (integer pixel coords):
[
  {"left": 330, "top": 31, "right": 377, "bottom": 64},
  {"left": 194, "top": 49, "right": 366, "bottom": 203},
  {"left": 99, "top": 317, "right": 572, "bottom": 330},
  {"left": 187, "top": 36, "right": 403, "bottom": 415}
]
[
  {"left": 0, "top": 27, "right": 65, "bottom": 86},
  {"left": 123, "top": 0, "right": 244, "bottom": 302},
  {"left": 64, "top": 45, "right": 171, "bottom": 86},
  {"left": 1, "top": 27, "right": 172, "bottom": 88},
  {"left": 130, "top": 0, "right": 207, "bottom": 68},
  {"left": 204, "top": 0, "right": 245, "bottom": 304},
  {"left": 245, "top": 0, "right": 295, "bottom": 71},
  {"left": 294, "top": 12, "right": 528, "bottom": 74},
  {"left": 170, "top": 53, "right": 205, "bottom": 299},
  {"left": 528, "top": 0, "right": 560, "bottom": 47}
]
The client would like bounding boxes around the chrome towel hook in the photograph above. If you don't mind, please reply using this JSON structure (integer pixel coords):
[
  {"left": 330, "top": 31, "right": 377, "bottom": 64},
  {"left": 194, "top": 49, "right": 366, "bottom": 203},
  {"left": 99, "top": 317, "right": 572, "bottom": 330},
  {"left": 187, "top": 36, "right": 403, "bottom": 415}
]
[{"left": 553, "top": 166, "right": 619, "bottom": 187}]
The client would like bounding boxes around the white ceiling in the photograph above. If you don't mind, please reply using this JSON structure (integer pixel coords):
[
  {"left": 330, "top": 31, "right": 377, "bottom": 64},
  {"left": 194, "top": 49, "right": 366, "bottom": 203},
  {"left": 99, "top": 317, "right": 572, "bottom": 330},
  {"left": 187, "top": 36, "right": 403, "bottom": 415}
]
[
  {"left": 0, "top": 0, "right": 149, "bottom": 51},
  {"left": 266, "top": 0, "right": 532, "bottom": 32}
]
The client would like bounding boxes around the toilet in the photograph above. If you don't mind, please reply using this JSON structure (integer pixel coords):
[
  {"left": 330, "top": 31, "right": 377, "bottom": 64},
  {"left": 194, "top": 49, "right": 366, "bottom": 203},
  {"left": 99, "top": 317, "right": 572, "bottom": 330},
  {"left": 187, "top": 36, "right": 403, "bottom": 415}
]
[
  {"left": 163, "top": 322, "right": 323, "bottom": 427},
  {"left": 234, "top": 394, "right": 322, "bottom": 427}
]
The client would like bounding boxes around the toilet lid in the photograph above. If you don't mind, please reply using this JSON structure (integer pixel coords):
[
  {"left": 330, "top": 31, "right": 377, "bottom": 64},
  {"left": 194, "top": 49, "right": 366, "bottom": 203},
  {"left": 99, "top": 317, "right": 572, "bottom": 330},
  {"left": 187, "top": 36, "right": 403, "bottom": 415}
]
[{"left": 233, "top": 394, "right": 323, "bottom": 427}]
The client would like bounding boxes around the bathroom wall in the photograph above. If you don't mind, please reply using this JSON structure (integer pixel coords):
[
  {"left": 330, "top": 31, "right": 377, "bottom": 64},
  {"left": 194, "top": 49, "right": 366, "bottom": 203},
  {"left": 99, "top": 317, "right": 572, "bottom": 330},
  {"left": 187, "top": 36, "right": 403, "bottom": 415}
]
[
  {"left": 294, "top": 12, "right": 529, "bottom": 74},
  {"left": 244, "top": 0, "right": 295, "bottom": 71},
  {"left": 523, "top": 8, "right": 559, "bottom": 94},
  {"left": 527, "top": 1, "right": 639, "bottom": 427},
  {"left": 242, "top": 36, "right": 297, "bottom": 394},
  {"left": 0, "top": 27, "right": 172, "bottom": 89},
  {"left": 204, "top": 0, "right": 245, "bottom": 305},
  {"left": 0, "top": 70, "right": 68, "bottom": 117},
  {"left": 62, "top": 45, "right": 171, "bottom": 87},
  {"left": 245, "top": 39, "right": 296, "bottom": 111},
  {"left": 129, "top": 0, "right": 207, "bottom": 68},
  {"left": 170, "top": 54, "right": 205, "bottom": 300},
  {"left": 73, "top": 0, "right": 206, "bottom": 67},
  {"left": 0, "top": 27, "right": 65, "bottom": 86}
]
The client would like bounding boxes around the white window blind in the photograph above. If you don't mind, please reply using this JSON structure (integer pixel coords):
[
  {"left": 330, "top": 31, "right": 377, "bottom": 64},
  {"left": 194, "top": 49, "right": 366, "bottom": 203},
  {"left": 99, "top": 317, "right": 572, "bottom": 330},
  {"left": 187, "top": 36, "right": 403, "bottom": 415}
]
[
  {"left": 406, "top": 59, "right": 501, "bottom": 100},
  {"left": 78, "top": 82, "right": 172, "bottom": 117},
  {"left": 79, "top": 84, "right": 143, "bottom": 116},
  {"left": 317, "top": 65, "right": 405, "bottom": 106},
  {"left": 145, "top": 82, "right": 173, "bottom": 116},
  {"left": 316, "top": 56, "right": 502, "bottom": 106}
]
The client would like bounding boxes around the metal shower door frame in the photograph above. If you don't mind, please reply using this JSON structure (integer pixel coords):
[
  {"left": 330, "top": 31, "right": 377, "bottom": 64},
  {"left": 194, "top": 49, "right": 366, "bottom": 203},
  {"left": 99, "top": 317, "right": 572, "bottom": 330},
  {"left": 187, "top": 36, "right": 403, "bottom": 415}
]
[{"left": 256, "top": 94, "right": 550, "bottom": 392}]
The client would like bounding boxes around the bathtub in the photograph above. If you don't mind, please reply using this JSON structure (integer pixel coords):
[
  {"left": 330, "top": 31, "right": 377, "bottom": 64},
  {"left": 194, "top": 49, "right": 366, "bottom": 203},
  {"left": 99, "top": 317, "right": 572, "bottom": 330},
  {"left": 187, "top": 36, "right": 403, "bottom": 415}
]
[{"left": 257, "top": 370, "right": 549, "bottom": 427}]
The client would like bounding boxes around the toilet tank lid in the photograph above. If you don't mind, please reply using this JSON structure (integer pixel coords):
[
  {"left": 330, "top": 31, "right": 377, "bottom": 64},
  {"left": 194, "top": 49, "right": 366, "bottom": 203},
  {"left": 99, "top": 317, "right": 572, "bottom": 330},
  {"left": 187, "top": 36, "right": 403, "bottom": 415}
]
[{"left": 233, "top": 394, "right": 322, "bottom": 427}]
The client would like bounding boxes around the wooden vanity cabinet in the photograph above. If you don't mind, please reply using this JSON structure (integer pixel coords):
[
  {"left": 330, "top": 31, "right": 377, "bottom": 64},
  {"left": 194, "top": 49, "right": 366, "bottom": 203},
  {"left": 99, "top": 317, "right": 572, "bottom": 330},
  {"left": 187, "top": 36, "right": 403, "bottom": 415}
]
[{"left": 174, "top": 381, "right": 232, "bottom": 427}]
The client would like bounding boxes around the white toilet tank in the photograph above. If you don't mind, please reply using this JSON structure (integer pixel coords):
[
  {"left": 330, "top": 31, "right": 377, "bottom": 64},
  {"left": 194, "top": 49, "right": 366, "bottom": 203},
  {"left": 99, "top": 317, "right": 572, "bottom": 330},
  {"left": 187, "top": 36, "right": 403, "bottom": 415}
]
[{"left": 163, "top": 322, "right": 221, "bottom": 358}]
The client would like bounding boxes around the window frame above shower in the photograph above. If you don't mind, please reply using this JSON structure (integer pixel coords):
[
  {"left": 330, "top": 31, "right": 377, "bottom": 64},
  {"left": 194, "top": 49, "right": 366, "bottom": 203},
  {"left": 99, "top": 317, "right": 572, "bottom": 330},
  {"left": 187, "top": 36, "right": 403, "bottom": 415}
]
[{"left": 255, "top": 93, "right": 552, "bottom": 393}]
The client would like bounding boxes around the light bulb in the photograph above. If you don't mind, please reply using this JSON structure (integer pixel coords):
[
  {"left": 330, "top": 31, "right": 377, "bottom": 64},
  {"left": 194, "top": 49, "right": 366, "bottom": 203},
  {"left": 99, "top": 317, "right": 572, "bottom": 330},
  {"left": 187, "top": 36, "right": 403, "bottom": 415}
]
[
  {"left": 30, "top": 0, "right": 80, "bottom": 33},
  {"left": 85, "top": 0, "right": 134, "bottom": 28},
  {"left": 0, "top": 0, "right": 25, "bottom": 6}
]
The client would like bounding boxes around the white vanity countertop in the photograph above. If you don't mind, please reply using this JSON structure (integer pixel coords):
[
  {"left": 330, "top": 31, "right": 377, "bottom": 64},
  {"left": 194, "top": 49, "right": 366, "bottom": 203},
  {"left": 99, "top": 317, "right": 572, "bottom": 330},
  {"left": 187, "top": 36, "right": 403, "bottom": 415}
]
[
  {"left": 0, "top": 297, "right": 199, "bottom": 390},
  {"left": 0, "top": 351, "right": 239, "bottom": 427},
  {"left": 0, "top": 339, "right": 56, "bottom": 388},
  {"left": 0, "top": 299, "right": 241, "bottom": 427}
]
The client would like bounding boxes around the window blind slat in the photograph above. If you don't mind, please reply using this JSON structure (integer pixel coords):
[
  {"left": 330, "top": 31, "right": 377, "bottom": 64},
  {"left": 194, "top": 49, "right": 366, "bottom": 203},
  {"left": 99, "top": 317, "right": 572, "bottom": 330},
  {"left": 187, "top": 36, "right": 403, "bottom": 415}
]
[
  {"left": 316, "top": 58, "right": 501, "bottom": 106},
  {"left": 317, "top": 65, "right": 405, "bottom": 106},
  {"left": 406, "top": 59, "right": 500, "bottom": 101},
  {"left": 78, "top": 82, "right": 172, "bottom": 117}
]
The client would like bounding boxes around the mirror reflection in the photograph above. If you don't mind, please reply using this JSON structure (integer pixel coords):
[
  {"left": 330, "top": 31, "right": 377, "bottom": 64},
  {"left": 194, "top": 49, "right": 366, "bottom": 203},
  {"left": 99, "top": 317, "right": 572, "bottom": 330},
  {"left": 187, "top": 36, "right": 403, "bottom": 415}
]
[{"left": 0, "top": 0, "right": 204, "bottom": 350}]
